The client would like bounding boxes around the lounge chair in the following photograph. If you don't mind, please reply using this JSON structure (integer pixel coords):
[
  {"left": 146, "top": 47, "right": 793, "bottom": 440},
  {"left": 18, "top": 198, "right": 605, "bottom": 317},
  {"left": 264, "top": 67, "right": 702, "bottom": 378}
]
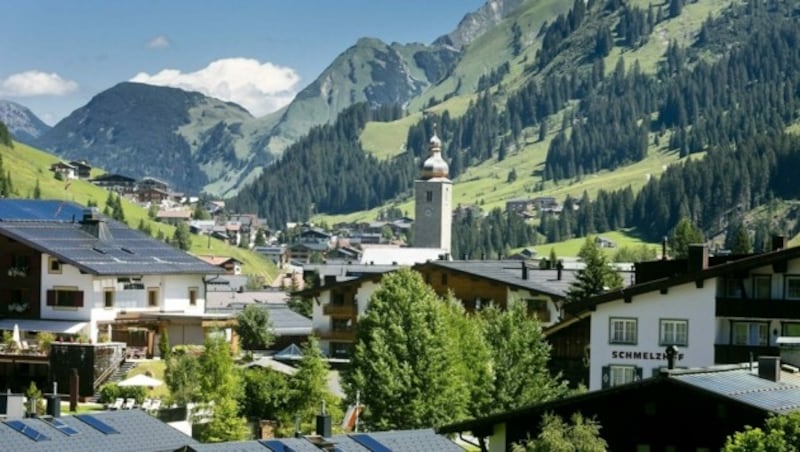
[
  {"left": 110, "top": 398, "right": 124, "bottom": 410},
  {"left": 123, "top": 398, "right": 136, "bottom": 410},
  {"left": 148, "top": 399, "right": 161, "bottom": 413},
  {"left": 140, "top": 398, "right": 152, "bottom": 411}
]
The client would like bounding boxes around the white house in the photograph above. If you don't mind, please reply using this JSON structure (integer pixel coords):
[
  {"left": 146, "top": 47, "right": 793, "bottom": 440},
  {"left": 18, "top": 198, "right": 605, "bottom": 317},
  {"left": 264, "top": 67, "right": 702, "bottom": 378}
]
[
  {"left": 0, "top": 200, "right": 224, "bottom": 353},
  {"left": 567, "top": 239, "right": 800, "bottom": 390}
]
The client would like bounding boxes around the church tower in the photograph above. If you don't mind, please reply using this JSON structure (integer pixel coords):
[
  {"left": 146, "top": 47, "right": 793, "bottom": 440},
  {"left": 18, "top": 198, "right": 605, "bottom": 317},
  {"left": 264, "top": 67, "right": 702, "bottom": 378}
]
[{"left": 414, "top": 131, "right": 452, "bottom": 254}]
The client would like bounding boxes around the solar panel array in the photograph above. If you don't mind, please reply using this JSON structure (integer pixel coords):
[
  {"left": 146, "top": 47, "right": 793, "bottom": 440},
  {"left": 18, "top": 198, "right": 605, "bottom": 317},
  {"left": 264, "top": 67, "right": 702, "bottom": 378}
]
[
  {"left": 4, "top": 419, "right": 50, "bottom": 442},
  {"left": 42, "top": 416, "right": 81, "bottom": 436},
  {"left": 349, "top": 434, "right": 392, "bottom": 452},
  {"left": 75, "top": 414, "right": 120, "bottom": 434}
]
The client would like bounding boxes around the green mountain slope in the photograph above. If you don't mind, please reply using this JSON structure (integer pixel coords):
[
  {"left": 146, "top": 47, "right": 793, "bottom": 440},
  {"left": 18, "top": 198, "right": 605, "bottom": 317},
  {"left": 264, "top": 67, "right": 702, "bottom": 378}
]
[{"left": 0, "top": 139, "right": 278, "bottom": 281}]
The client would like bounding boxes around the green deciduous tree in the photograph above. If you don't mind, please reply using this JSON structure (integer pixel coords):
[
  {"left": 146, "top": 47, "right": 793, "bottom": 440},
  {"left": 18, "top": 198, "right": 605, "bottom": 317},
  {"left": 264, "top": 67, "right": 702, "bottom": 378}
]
[
  {"left": 159, "top": 329, "right": 170, "bottom": 360},
  {"left": 344, "top": 268, "right": 470, "bottom": 430},
  {"left": 669, "top": 217, "right": 704, "bottom": 259},
  {"left": 724, "top": 412, "right": 800, "bottom": 451},
  {"left": 567, "top": 236, "right": 624, "bottom": 303},
  {"left": 164, "top": 348, "right": 201, "bottom": 406},
  {"left": 240, "top": 367, "right": 290, "bottom": 423},
  {"left": 195, "top": 333, "right": 249, "bottom": 442},
  {"left": 513, "top": 413, "right": 607, "bottom": 452},
  {"left": 482, "top": 300, "right": 567, "bottom": 413},
  {"left": 235, "top": 305, "right": 274, "bottom": 351}
]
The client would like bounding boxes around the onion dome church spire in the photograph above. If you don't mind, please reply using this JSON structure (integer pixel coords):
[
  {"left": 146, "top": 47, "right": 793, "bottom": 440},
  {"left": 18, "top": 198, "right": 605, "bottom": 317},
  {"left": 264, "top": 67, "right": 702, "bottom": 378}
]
[{"left": 420, "top": 125, "right": 449, "bottom": 180}]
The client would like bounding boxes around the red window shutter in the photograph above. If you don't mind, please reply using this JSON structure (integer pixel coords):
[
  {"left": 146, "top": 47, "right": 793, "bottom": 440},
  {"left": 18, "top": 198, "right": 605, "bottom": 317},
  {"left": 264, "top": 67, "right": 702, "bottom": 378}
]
[
  {"left": 46, "top": 290, "right": 56, "bottom": 306},
  {"left": 74, "top": 291, "right": 84, "bottom": 308}
]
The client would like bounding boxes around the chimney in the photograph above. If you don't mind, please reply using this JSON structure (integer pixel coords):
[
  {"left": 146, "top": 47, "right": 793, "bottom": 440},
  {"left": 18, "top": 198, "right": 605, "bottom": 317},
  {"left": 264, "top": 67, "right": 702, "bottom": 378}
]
[
  {"left": 80, "top": 208, "right": 112, "bottom": 241},
  {"left": 758, "top": 356, "right": 781, "bottom": 382},
  {"left": 46, "top": 382, "right": 60, "bottom": 417},
  {"left": 1, "top": 391, "right": 25, "bottom": 419},
  {"left": 556, "top": 260, "right": 564, "bottom": 281},
  {"left": 687, "top": 244, "right": 708, "bottom": 274},
  {"left": 772, "top": 235, "right": 787, "bottom": 251},
  {"left": 665, "top": 345, "right": 679, "bottom": 370},
  {"left": 315, "top": 401, "right": 332, "bottom": 437},
  {"left": 521, "top": 261, "right": 528, "bottom": 280}
]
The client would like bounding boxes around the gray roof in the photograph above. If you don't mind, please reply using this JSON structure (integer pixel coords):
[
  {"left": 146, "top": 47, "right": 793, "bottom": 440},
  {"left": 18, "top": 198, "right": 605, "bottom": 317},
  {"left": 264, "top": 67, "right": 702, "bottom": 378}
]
[
  {"left": 671, "top": 366, "right": 800, "bottom": 414},
  {"left": 189, "top": 430, "right": 462, "bottom": 451},
  {"left": 419, "top": 260, "right": 579, "bottom": 297},
  {"left": 0, "top": 409, "right": 196, "bottom": 451},
  {"left": 206, "top": 302, "right": 311, "bottom": 336},
  {"left": 0, "top": 200, "right": 223, "bottom": 276}
]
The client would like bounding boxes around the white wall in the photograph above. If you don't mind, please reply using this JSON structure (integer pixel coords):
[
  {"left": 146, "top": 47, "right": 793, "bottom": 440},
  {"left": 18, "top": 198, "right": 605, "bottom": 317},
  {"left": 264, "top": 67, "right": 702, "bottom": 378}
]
[
  {"left": 313, "top": 280, "right": 381, "bottom": 355},
  {"left": 589, "top": 281, "right": 716, "bottom": 390}
]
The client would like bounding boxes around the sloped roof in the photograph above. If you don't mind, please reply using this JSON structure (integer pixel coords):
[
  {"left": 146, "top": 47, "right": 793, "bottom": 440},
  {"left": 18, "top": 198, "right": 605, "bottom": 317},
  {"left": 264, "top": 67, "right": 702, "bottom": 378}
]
[
  {"left": 359, "top": 246, "right": 445, "bottom": 266},
  {"left": 416, "top": 260, "right": 579, "bottom": 298},
  {"left": 274, "top": 342, "right": 304, "bottom": 360},
  {"left": 0, "top": 409, "right": 196, "bottom": 451},
  {"left": 0, "top": 200, "right": 223, "bottom": 276}
]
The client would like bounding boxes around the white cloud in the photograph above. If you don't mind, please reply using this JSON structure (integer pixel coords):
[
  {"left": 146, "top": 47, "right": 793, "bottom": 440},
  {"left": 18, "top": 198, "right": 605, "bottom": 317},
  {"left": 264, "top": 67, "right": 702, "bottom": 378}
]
[
  {"left": 147, "top": 35, "right": 170, "bottom": 49},
  {"left": 130, "top": 58, "right": 300, "bottom": 116},
  {"left": 0, "top": 71, "right": 78, "bottom": 97}
]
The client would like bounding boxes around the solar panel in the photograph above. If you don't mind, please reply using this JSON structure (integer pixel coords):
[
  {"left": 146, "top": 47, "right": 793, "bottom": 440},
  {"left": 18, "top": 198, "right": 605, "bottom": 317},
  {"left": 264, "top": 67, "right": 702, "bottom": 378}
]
[
  {"left": 74, "top": 414, "right": 120, "bottom": 434},
  {"left": 259, "top": 439, "right": 297, "bottom": 451},
  {"left": 350, "top": 434, "right": 392, "bottom": 452},
  {"left": 41, "top": 417, "right": 81, "bottom": 436},
  {"left": 4, "top": 420, "right": 51, "bottom": 442}
]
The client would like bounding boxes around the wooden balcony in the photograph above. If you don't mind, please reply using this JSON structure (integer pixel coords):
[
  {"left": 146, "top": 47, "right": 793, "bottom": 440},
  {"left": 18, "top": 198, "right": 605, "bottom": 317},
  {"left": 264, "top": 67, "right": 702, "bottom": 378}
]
[
  {"left": 323, "top": 303, "right": 356, "bottom": 317},
  {"left": 716, "top": 297, "right": 800, "bottom": 319},
  {"left": 317, "top": 329, "right": 356, "bottom": 342},
  {"left": 714, "top": 344, "right": 779, "bottom": 364}
]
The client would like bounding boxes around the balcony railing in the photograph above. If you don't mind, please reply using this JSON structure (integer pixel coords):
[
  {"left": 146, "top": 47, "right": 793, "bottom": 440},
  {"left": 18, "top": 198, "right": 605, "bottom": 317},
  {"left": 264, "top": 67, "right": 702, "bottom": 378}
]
[
  {"left": 317, "top": 329, "right": 356, "bottom": 341},
  {"left": 323, "top": 303, "right": 356, "bottom": 317},
  {"left": 714, "top": 344, "right": 779, "bottom": 364},
  {"left": 716, "top": 297, "right": 800, "bottom": 319}
]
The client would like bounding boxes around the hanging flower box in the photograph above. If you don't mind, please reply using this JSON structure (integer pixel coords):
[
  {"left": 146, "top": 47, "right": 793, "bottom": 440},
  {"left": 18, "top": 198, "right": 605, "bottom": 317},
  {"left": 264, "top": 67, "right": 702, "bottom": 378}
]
[{"left": 7, "top": 267, "right": 27, "bottom": 278}]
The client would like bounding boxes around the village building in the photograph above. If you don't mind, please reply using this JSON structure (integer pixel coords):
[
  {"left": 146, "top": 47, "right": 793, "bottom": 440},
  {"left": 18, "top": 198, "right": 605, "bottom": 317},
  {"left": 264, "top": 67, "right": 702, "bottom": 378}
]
[
  {"left": 49, "top": 161, "right": 77, "bottom": 180},
  {"left": 565, "top": 238, "right": 800, "bottom": 390},
  {"left": 413, "top": 132, "right": 452, "bottom": 255},
  {"left": 68, "top": 160, "right": 92, "bottom": 179},
  {"left": 89, "top": 174, "right": 137, "bottom": 195}
]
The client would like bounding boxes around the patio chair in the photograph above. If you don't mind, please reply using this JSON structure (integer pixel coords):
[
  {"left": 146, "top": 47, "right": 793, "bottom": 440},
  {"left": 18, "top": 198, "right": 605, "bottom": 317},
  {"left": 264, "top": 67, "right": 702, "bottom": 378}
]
[
  {"left": 123, "top": 398, "right": 136, "bottom": 410},
  {"left": 140, "top": 398, "right": 152, "bottom": 411},
  {"left": 148, "top": 398, "right": 161, "bottom": 413},
  {"left": 110, "top": 398, "right": 124, "bottom": 410}
]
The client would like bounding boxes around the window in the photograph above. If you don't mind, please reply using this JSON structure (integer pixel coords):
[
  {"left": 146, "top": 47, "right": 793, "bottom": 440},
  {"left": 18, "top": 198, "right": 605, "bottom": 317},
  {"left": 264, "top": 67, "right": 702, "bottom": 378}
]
[
  {"left": 609, "top": 318, "right": 637, "bottom": 345},
  {"left": 188, "top": 287, "right": 198, "bottom": 306},
  {"left": 330, "top": 342, "right": 352, "bottom": 358},
  {"left": 732, "top": 322, "right": 769, "bottom": 346},
  {"left": 440, "top": 272, "right": 447, "bottom": 285},
  {"left": 103, "top": 289, "right": 114, "bottom": 308},
  {"left": 602, "top": 365, "right": 642, "bottom": 388},
  {"left": 46, "top": 288, "right": 83, "bottom": 308},
  {"left": 753, "top": 275, "right": 771, "bottom": 299},
  {"left": 331, "top": 318, "right": 351, "bottom": 332},
  {"left": 147, "top": 288, "right": 159, "bottom": 307},
  {"left": 48, "top": 257, "right": 62, "bottom": 274},
  {"left": 426, "top": 191, "right": 433, "bottom": 202},
  {"left": 786, "top": 276, "right": 800, "bottom": 300},
  {"left": 660, "top": 319, "right": 688, "bottom": 346},
  {"left": 724, "top": 278, "right": 743, "bottom": 298},
  {"left": 782, "top": 323, "right": 800, "bottom": 337}
]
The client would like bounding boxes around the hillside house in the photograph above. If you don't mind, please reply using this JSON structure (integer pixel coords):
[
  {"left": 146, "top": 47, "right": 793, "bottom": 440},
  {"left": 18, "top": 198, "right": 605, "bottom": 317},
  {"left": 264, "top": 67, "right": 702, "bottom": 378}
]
[
  {"left": 155, "top": 209, "right": 192, "bottom": 225},
  {"left": 137, "top": 186, "right": 170, "bottom": 204},
  {"left": 49, "top": 161, "right": 77, "bottom": 180},
  {"left": 505, "top": 198, "right": 534, "bottom": 213},
  {"left": 89, "top": 174, "right": 136, "bottom": 195},
  {"left": 195, "top": 255, "right": 242, "bottom": 275},
  {"left": 68, "top": 160, "right": 92, "bottom": 179},
  {"left": 137, "top": 176, "right": 169, "bottom": 193}
]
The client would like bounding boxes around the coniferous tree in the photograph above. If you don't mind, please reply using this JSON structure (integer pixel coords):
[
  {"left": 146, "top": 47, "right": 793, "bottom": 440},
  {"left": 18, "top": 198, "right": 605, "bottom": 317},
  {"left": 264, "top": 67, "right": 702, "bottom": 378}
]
[
  {"left": 567, "top": 237, "right": 623, "bottom": 303},
  {"left": 669, "top": 218, "right": 704, "bottom": 259}
]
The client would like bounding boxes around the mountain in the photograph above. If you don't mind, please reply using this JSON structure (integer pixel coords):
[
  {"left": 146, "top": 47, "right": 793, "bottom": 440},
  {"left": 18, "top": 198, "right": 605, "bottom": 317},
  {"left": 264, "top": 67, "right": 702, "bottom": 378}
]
[
  {"left": 35, "top": 82, "right": 268, "bottom": 195},
  {"left": 434, "top": 0, "right": 525, "bottom": 49},
  {"left": 0, "top": 100, "right": 51, "bottom": 144}
]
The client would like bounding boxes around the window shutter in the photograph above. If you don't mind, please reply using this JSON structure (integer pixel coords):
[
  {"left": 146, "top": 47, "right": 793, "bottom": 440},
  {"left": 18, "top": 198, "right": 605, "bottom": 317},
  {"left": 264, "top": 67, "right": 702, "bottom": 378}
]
[
  {"left": 46, "top": 290, "right": 56, "bottom": 306},
  {"left": 601, "top": 366, "right": 610, "bottom": 389},
  {"left": 74, "top": 291, "right": 84, "bottom": 308}
]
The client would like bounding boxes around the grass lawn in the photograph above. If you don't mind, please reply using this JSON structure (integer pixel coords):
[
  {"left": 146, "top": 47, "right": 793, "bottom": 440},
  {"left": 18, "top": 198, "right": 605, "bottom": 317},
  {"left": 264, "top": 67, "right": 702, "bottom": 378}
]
[{"left": 125, "top": 359, "right": 170, "bottom": 399}]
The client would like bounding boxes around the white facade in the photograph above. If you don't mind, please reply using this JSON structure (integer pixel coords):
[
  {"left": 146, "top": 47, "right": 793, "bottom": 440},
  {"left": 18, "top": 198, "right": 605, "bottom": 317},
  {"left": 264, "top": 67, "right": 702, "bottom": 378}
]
[
  {"left": 589, "top": 281, "right": 716, "bottom": 390},
  {"left": 313, "top": 280, "right": 381, "bottom": 357},
  {"left": 38, "top": 252, "right": 209, "bottom": 342}
]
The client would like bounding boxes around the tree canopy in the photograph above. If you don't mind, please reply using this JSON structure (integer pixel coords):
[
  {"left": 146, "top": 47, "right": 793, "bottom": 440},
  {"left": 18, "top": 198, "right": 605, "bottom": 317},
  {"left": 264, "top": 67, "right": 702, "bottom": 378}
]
[
  {"left": 514, "top": 412, "right": 607, "bottom": 452},
  {"left": 669, "top": 217, "right": 704, "bottom": 259},
  {"left": 724, "top": 412, "right": 800, "bottom": 452},
  {"left": 235, "top": 305, "right": 275, "bottom": 351}
]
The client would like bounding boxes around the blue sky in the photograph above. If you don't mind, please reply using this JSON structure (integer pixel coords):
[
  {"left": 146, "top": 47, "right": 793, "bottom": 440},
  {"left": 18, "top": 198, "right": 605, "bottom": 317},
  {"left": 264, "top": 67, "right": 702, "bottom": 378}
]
[{"left": 1, "top": 0, "right": 484, "bottom": 125}]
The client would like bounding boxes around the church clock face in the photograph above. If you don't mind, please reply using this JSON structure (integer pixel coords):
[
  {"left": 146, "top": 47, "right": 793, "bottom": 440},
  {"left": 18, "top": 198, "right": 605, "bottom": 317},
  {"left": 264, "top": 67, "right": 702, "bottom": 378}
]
[{"left": 424, "top": 207, "right": 433, "bottom": 217}]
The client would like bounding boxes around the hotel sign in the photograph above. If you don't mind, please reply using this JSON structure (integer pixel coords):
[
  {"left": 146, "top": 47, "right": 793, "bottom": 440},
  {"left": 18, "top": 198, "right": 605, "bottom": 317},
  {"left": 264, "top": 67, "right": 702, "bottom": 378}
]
[{"left": 611, "top": 350, "right": 685, "bottom": 361}]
